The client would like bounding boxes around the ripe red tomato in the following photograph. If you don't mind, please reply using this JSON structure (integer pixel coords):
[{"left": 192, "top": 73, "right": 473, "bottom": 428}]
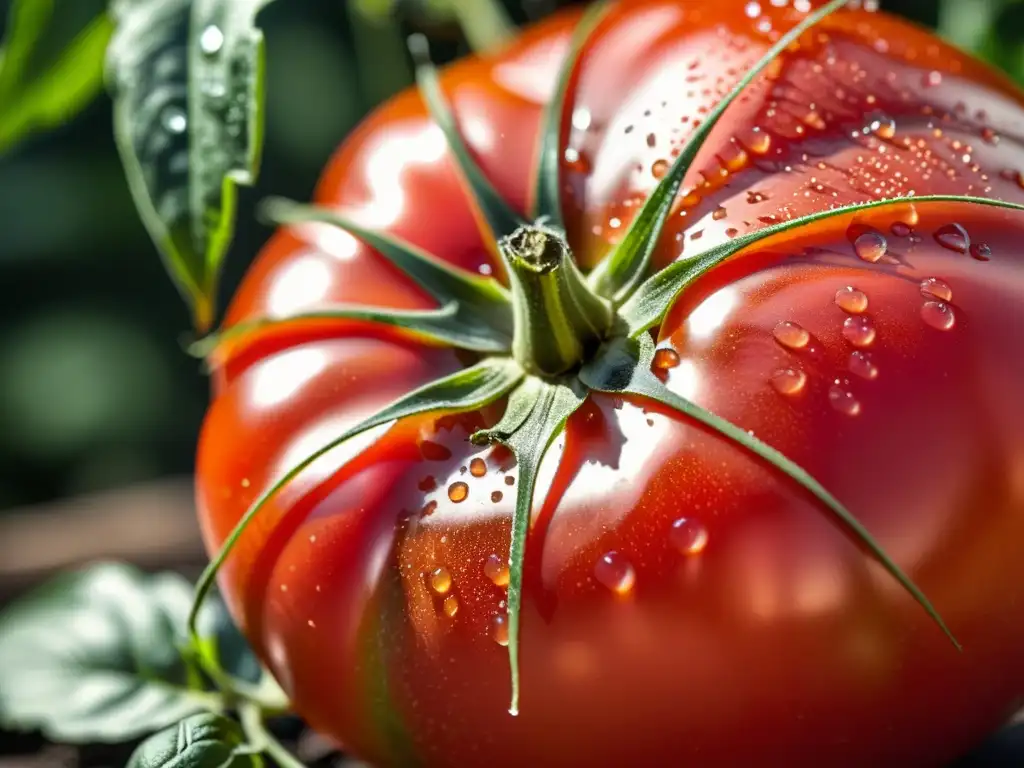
[{"left": 196, "top": 2, "right": 1024, "bottom": 766}]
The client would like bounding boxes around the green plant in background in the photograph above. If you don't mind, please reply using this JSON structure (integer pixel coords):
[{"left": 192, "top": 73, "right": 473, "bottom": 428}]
[{"left": 3, "top": 0, "right": 1024, "bottom": 765}]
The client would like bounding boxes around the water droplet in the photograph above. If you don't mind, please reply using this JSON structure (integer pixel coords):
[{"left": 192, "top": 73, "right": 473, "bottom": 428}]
[
  {"left": 646, "top": 133, "right": 658, "bottom": 148},
  {"left": 162, "top": 106, "right": 187, "bottom": 134},
  {"left": 923, "top": 71, "right": 943, "bottom": 87},
  {"left": 829, "top": 383, "right": 862, "bottom": 416},
  {"left": 982, "top": 127, "right": 999, "bottom": 145},
  {"left": 653, "top": 347, "right": 681, "bottom": 369},
  {"left": 504, "top": 475, "right": 515, "bottom": 486},
  {"left": 853, "top": 232, "right": 887, "bottom": 263},
  {"left": 199, "top": 25, "right": 225, "bottom": 55},
  {"left": 470, "top": 458, "right": 487, "bottom": 477},
  {"left": 970, "top": 242, "right": 992, "bottom": 261},
  {"left": 492, "top": 614, "right": 509, "bottom": 646},
  {"left": 594, "top": 552, "right": 636, "bottom": 595},
  {"left": 712, "top": 206, "right": 728, "bottom": 220},
  {"left": 571, "top": 108, "right": 592, "bottom": 131},
  {"left": 773, "top": 321, "right": 810, "bottom": 350},
  {"left": 443, "top": 595, "right": 459, "bottom": 617},
  {"left": 869, "top": 113, "right": 896, "bottom": 138},
  {"left": 669, "top": 518, "right": 709, "bottom": 555},
  {"left": 835, "top": 286, "right": 868, "bottom": 314},
  {"left": 652, "top": 159, "right": 669, "bottom": 179},
  {"left": 770, "top": 368, "right": 807, "bottom": 395},
  {"left": 842, "top": 316, "right": 877, "bottom": 347},
  {"left": 447, "top": 481, "right": 469, "bottom": 503},
  {"left": 740, "top": 127, "right": 772, "bottom": 154},
  {"left": 933, "top": 222, "right": 969, "bottom": 253},
  {"left": 563, "top": 147, "right": 590, "bottom": 173},
  {"left": 490, "top": 490, "right": 503, "bottom": 503},
  {"left": 921, "top": 301, "right": 956, "bottom": 330},
  {"left": 484, "top": 554, "right": 510, "bottom": 587},
  {"left": 891, "top": 222, "right": 912, "bottom": 237},
  {"left": 919, "top": 277, "right": 952, "bottom": 301},
  {"left": 429, "top": 567, "right": 452, "bottom": 595},
  {"left": 848, "top": 350, "right": 879, "bottom": 380}
]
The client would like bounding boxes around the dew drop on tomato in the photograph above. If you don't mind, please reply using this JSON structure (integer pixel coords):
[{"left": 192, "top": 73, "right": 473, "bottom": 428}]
[
  {"left": 835, "top": 286, "right": 869, "bottom": 314},
  {"left": 933, "top": 223, "right": 970, "bottom": 253},
  {"left": 970, "top": 242, "right": 992, "bottom": 261},
  {"left": 669, "top": 518, "right": 709, "bottom": 556},
  {"left": 504, "top": 475, "right": 515, "bottom": 486},
  {"left": 651, "top": 159, "right": 669, "bottom": 179},
  {"left": 594, "top": 552, "right": 636, "bottom": 595},
  {"left": 773, "top": 321, "right": 811, "bottom": 350},
  {"left": 448, "top": 481, "right": 469, "bottom": 503},
  {"left": 843, "top": 316, "right": 877, "bottom": 347},
  {"left": 770, "top": 367, "right": 807, "bottom": 396},
  {"left": 891, "top": 222, "right": 912, "bottom": 237},
  {"left": 443, "top": 595, "right": 460, "bottom": 618},
  {"left": 430, "top": 567, "right": 453, "bottom": 595},
  {"left": 492, "top": 614, "right": 509, "bottom": 646},
  {"left": 653, "top": 347, "right": 681, "bottom": 370},
  {"left": 829, "top": 382, "right": 862, "bottom": 417},
  {"left": 848, "top": 350, "right": 879, "bottom": 381},
  {"left": 490, "top": 490, "right": 503, "bottom": 503},
  {"left": 921, "top": 301, "right": 956, "bottom": 331},
  {"left": 853, "top": 232, "right": 888, "bottom": 263},
  {"left": 469, "top": 458, "right": 487, "bottom": 477},
  {"left": 919, "top": 277, "right": 953, "bottom": 302},
  {"left": 712, "top": 206, "right": 728, "bottom": 220},
  {"left": 484, "top": 554, "right": 510, "bottom": 587}
]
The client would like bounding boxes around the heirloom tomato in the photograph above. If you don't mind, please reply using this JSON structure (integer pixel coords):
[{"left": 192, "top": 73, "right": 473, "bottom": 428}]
[{"left": 196, "top": 1, "right": 1024, "bottom": 766}]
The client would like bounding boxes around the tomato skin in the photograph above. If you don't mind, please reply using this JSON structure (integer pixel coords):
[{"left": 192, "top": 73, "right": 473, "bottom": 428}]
[{"left": 197, "top": 2, "right": 1024, "bottom": 766}]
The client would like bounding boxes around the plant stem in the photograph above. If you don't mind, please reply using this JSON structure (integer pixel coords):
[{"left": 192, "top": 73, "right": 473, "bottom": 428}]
[
  {"left": 446, "top": 0, "right": 517, "bottom": 53},
  {"left": 239, "top": 701, "right": 307, "bottom": 768},
  {"left": 501, "top": 225, "right": 613, "bottom": 376}
]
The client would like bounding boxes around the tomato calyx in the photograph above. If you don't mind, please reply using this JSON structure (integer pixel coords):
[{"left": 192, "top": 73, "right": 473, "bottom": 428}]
[{"left": 190, "top": 0, "right": 1016, "bottom": 718}]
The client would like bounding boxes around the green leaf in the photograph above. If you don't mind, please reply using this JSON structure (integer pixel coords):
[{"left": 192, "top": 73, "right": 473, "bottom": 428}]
[
  {"left": 0, "top": 0, "right": 112, "bottom": 155},
  {"left": 0, "top": 563, "right": 235, "bottom": 743},
  {"left": 127, "top": 713, "right": 261, "bottom": 768},
  {"left": 580, "top": 334, "right": 960, "bottom": 651},
  {"left": 409, "top": 33, "right": 526, "bottom": 244},
  {"left": 587, "top": 0, "right": 850, "bottom": 302},
  {"left": 262, "top": 197, "right": 514, "bottom": 341},
  {"left": 620, "top": 194, "right": 1024, "bottom": 336},
  {"left": 189, "top": 357, "right": 525, "bottom": 641},
  {"left": 192, "top": 301, "right": 509, "bottom": 359},
  {"left": 530, "top": 2, "right": 609, "bottom": 229},
  {"left": 106, "top": 0, "right": 275, "bottom": 332},
  {"left": 475, "top": 376, "right": 587, "bottom": 715}
]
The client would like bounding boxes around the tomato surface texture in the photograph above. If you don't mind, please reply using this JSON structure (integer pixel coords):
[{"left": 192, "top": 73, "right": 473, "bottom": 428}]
[{"left": 196, "top": 1, "right": 1024, "bottom": 766}]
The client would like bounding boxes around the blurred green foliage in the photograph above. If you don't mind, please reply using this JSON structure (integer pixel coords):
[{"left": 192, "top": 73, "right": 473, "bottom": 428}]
[{"left": 0, "top": 0, "right": 1021, "bottom": 513}]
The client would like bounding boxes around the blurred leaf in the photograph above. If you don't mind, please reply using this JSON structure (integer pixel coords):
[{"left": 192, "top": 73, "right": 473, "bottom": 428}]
[
  {"left": 0, "top": 562, "right": 255, "bottom": 743},
  {"left": 105, "top": 0, "right": 277, "bottom": 333},
  {"left": 351, "top": 0, "right": 515, "bottom": 52},
  {"left": 127, "top": 713, "right": 261, "bottom": 768},
  {"left": 0, "top": 0, "right": 113, "bottom": 155}
]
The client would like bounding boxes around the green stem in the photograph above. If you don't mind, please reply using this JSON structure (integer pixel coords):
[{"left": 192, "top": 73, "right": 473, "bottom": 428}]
[
  {"left": 447, "top": 0, "right": 517, "bottom": 53},
  {"left": 239, "top": 702, "right": 307, "bottom": 768},
  {"left": 501, "top": 225, "right": 613, "bottom": 376}
]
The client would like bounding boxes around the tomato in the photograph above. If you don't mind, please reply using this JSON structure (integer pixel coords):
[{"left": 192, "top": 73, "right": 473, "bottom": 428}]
[{"left": 195, "top": 1, "right": 1024, "bottom": 766}]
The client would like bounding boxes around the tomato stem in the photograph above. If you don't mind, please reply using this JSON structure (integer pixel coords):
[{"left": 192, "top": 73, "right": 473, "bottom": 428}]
[{"left": 502, "top": 225, "right": 613, "bottom": 376}]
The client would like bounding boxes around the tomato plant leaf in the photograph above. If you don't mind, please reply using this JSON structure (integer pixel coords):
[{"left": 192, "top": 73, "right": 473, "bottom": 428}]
[
  {"left": 106, "top": 0, "right": 275, "bottom": 332},
  {"left": 409, "top": 33, "right": 526, "bottom": 245},
  {"left": 476, "top": 376, "right": 588, "bottom": 715},
  {"left": 0, "top": 563, "right": 241, "bottom": 743},
  {"left": 587, "top": 0, "right": 850, "bottom": 303},
  {"left": 0, "top": 0, "right": 112, "bottom": 156},
  {"left": 192, "top": 301, "right": 509, "bottom": 363},
  {"left": 620, "top": 194, "right": 1024, "bottom": 336},
  {"left": 127, "top": 713, "right": 261, "bottom": 768},
  {"left": 529, "top": 2, "right": 609, "bottom": 230},
  {"left": 189, "top": 357, "right": 526, "bottom": 641},
  {"left": 262, "top": 197, "right": 514, "bottom": 339},
  {"left": 580, "top": 334, "right": 960, "bottom": 650}
]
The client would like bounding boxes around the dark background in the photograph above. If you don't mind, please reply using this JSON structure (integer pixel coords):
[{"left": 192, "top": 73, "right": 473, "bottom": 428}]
[{"left": 1, "top": 0, "right": 1023, "bottom": 765}]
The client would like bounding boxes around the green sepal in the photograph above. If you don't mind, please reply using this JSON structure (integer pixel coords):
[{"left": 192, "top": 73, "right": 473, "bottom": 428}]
[
  {"left": 621, "top": 194, "right": 1024, "bottom": 336},
  {"left": 580, "top": 334, "right": 960, "bottom": 650},
  {"left": 587, "top": 0, "right": 850, "bottom": 303},
  {"left": 126, "top": 713, "right": 261, "bottom": 768},
  {"left": 190, "top": 300, "right": 510, "bottom": 359},
  {"left": 263, "top": 197, "right": 514, "bottom": 339},
  {"left": 475, "top": 377, "right": 588, "bottom": 715},
  {"left": 408, "top": 33, "right": 526, "bottom": 243},
  {"left": 188, "top": 357, "right": 525, "bottom": 641},
  {"left": 529, "top": 2, "right": 610, "bottom": 229},
  {"left": 470, "top": 375, "right": 543, "bottom": 445}
]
